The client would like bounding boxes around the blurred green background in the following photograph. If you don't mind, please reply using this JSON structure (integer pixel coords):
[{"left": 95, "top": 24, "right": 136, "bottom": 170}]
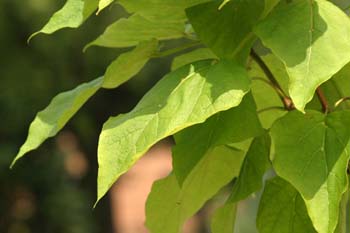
[{"left": 0, "top": 0, "right": 349, "bottom": 233}]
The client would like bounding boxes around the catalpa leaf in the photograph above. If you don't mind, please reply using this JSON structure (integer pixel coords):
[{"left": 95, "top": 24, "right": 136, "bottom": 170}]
[
  {"left": 85, "top": 14, "right": 184, "bottom": 49},
  {"left": 209, "top": 133, "right": 270, "bottom": 233},
  {"left": 96, "top": 60, "right": 250, "bottom": 203},
  {"left": 186, "top": 0, "right": 280, "bottom": 63},
  {"left": 271, "top": 110, "right": 350, "bottom": 233},
  {"left": 173, "top": 94, "right": 262, "bottom": 185},
  {"left": 254, "top": 0, "right": 350, "bottom": 111},
  {"left": 11, "top": 77, "right": 103, "bottom": 167},
  {"left": 146, "top": 145, "right": 246, "bottom": 233},
  {"left": 257, "top": 177, "right": 316, "bottom": 233},
  {"left": 102, "top": 40, "right": 158, "bottom": 88},
  {"left": 29, "top": 0, "right": 98, "bottom": 41}
]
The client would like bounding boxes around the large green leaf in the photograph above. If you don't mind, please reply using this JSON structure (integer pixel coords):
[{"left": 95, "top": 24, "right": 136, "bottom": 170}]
[
  {"left": 209, "top": 133, "right": 270, "bottom": 233},
  {"left": 146, "top": 145, "right": 246, "bottom": 233},
  {"left": 171, "top": 48, "right": 217, "bottom": 71},
  {"left": 186, "top": 0, "right": 279, "bottom": 63},
  {"left": 11, "top": 77, "right": 103, "bottom": 167},
  {"left": 102, "top": 40, "right": 158, "bottom": 88},
  {"left": 257, "top": 177, "right": 316, "bottom": 233},
  {"left": 173, "top": 94, "right": 262, "bottom": 185},
  {"left": 30, "top": 0, "right": 98, "bottom": 40},
  {"left": 85, "top": 14, "right": 184, "bottom": 49},
  {"left": 96, "top": 60, "right": 250, "bottom": 203},
  {"left": 270, "top": 110, "right": 350, "bottom": 233},
  {"left": 254, "top": 0, "right": 350, "bottom": 111}
]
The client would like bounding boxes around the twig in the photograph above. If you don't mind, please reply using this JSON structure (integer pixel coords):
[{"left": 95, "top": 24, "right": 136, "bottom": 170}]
[
  {"left": 316, "top": 87, "right": 329, "bottom": 113},
  {"left": 250, "top": 50, "right": 294, "bottom": 110},
  {"left": 335, "top": 97, "right": 350, "bottom": 109}
]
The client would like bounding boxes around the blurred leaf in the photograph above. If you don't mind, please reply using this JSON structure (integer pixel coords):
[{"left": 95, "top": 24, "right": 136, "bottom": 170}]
[
  {"left": 11, "top": 77, "right": 103, "bottom": 167},
  {"left": 85, "top": 14, "right": 184, "bottom": 49},
  {"left": 29, "top": 0, "right": 99, "bottom": 40}
]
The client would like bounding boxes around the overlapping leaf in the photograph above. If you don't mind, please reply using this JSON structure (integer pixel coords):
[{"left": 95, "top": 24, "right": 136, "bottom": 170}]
[
  {"left": 257, "top": 177, "right": 316, "bottom": 233},
  {"left": 96, "top": 60, "right": 250, "bottom": 203},
  {"left": 255, "top": 0, "right": 350, "bottom": 111},
  {"left": 11, "top": 77, "right": 103, "bottom": 167},
  {"left": 271, "top": 110, "right": 350, "bottom": 233},
  {"left": 86, "top": 14, "right": 184, "bottom": 49},
  {"left": 146, "top": 145, "right": 246, "bottom": 233},
  {"left": 171, "top": 48, "right": 217, "bottom": 71},
  {"left": 30, "top": 0, "right": 98, "bottom": 40},
  {"left": 173, "top": 94, "right": 262, "bottom": 185}
]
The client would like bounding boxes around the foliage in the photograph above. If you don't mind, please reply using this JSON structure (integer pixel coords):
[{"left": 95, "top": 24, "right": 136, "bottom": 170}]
[{"left": 11, "top": 0, "right": 350, "bottom": 232}]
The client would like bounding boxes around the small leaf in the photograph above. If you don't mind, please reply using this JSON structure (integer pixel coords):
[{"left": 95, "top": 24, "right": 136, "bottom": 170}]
[
  {"left": 85, "top": 14, "right": 184, "bottom": 49},
  {"left": 270, "top": 110, "right": 350, "bottom": 233},
  {"left": 102, "top": 40, "right": 158, "bottom": 89},
  {"left": 171, "top": 48, "right": 217, "bottom": 71},
  {"left": 29, "top": 0, "right": 98, "bottom": 41},
  {"left": 96, "top": 60, "right": 250, "bottom": 203},
  {"left": 254, "top": 0, "right": 350, "bottom": 111},
  {"left": 11, "top": 77, "right": 103, "bottom": 167},
  {"left": 173, "top": 94, "right": 262, "bottom": 185},
  {"left": 257, "top": 177, "right": 316, "bottom": 233},
  {"left": 146, "top": 145, "right": 246, "bottom": 233}
]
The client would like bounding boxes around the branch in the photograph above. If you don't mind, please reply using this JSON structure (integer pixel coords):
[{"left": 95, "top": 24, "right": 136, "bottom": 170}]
[
  {"left": 250, "top": 50, "right": 294, "bottom": 110},
  {"left": 316, "top": 87, "right": 329, "bottom": 113},
  {"left": 335, "top": 97, "right": 350, "bottom": 108}
]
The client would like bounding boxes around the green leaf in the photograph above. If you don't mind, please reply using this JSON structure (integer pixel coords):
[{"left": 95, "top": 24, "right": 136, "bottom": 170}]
[
  {"left": 97, "top": 0, "right": 114, "bottom": 13},
  {"left": 102, "top": 40, "right": 158, "bottom": 89},
  {"left": 145, "top": 145, "right": 246, "bottom": 233},
  {"left": 229, "top": 132, "right": 271, "bottom": 202},
  {"left": 257, "top": 177, "right": 316, "bottom": 233},
  {"left": 270, "top": 110, "right": 350, "bottom": 233},
  {"left": 171, "top": 48, "right": 217, "bottom": 71},
  {"left": 211, "top": 202, "right": 237, "bottom": 233},
  {"left": 96, "top": 60, "right": 250, "bottom": 203},
  {"left": 209, "top": 133, "right": 270, "bottom": 233},
  {"left": 29, "top": 0, "right": 98, "bottom": 41},
  {"left": 85, "top": 14, "right": 185, "bottom": 49},
  {"left": 11, "top": 77, "right": 103, "bottom": 167},
  {"left": 254, "top": 0, "right": 350, "bottom": 111},
  {"left": 173, "top": 94, "right": 262, "bottom": 185},
  {"left": 186, "top": 0, "right": 279, "bottom": 63}
]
